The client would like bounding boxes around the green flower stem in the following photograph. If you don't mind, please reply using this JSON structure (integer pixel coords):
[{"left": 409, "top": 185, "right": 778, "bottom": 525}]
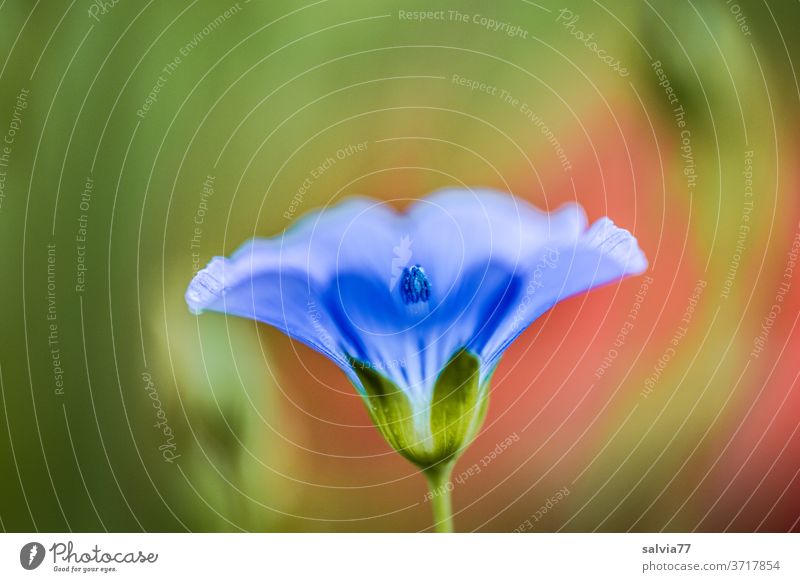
[{"left": 424, "top": 463, "right": 455, "bottom": 533}]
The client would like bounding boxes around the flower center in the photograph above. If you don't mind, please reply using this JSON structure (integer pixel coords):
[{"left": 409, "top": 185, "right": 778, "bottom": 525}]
[{"left": 400, "top": 265, "right": 430, "bottom": 304}]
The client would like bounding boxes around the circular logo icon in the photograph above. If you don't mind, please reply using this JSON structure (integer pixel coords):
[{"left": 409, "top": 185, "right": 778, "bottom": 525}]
[{"left": 20, "top": 542, "right": 45, "bottom": 570}]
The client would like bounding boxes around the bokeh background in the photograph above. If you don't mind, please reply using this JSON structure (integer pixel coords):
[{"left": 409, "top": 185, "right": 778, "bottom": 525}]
[{"left": 1, "top": 0, "right": 798, "bottom": 532}]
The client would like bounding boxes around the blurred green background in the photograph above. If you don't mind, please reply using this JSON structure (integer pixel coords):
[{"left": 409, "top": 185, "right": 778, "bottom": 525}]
[{"left": 1, "top": 0, "right": 799, "bottom": 532}]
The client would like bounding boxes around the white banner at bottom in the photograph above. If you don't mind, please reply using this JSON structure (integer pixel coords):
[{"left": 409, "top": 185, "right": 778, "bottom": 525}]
[{"left": 0, "top": 533, "right": 797, "bottom": 581}]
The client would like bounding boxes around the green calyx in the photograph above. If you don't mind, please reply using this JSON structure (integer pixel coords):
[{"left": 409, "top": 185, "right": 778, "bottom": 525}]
[{"left": 351, "top": 349, "right": 490, "bottom": 470}]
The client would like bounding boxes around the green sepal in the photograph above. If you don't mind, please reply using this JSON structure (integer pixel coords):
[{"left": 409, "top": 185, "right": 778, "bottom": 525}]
[
  {"left": 352, "top": 349, "right": 489, "bottom": 470},
  {"left": 352, "top": 363, "right": 418, "bottom": 462},
  {"left": 430, "top": 349, "right": 489, "bottom": 463}
]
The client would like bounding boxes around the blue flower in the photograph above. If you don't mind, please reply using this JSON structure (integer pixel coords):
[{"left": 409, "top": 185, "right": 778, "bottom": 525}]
[{"left": 186, "top": 189, "right": 646, "bottom": 520}]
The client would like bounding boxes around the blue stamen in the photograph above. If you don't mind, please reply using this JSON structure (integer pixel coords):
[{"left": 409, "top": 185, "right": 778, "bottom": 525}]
[{"left": 401, "top": 265, "right": 430, "bottom": 304}]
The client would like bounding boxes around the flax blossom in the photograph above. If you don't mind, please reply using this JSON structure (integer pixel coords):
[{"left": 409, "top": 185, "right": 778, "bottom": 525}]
[{"left": 186, "top": 189, "right": 647, "bottom": 531}]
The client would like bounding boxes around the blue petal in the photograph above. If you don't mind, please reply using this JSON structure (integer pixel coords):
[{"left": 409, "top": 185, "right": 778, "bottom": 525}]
[
  {"left": 472, "top": 215, "right": 648, "bottom": 366},
  {"left": 186, "top": 189, "right": 647, "bottom": 400}
]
